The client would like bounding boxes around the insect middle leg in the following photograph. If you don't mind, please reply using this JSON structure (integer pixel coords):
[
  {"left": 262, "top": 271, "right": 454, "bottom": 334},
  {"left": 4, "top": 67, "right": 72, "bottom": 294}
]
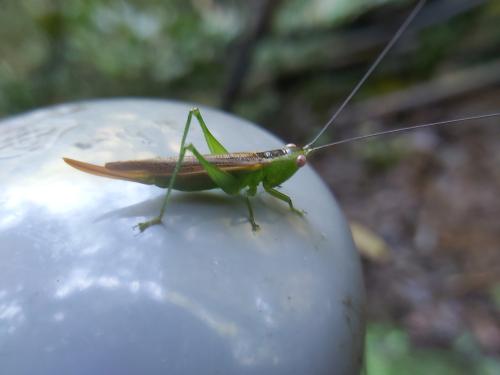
[
  {"left": 245, "top": 185, "right": 260, "bottom": 231},
  {"left": 185, "top": 144, "right": 261, "bottom": 231}
]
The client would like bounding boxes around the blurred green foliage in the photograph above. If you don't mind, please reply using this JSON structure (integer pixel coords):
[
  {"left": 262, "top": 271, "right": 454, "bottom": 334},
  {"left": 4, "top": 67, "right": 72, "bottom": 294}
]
[
  {"left": 0, "top": 0, "right": 242, "bottom": 111},
  {"left": 3, "top": 0, "right": 498, "bottom": 137},
  {"left": 367, "top": 324, "right": 500, "bottom": 375}
]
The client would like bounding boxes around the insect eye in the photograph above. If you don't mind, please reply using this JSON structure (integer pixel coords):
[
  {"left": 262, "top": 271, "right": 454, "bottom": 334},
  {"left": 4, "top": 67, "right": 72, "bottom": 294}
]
[
  {"left": 284, "top": 143, "right": 297, "bottom": 154},
  {"left": 296, "top": 154, "right": 307, "bottom": 167}
]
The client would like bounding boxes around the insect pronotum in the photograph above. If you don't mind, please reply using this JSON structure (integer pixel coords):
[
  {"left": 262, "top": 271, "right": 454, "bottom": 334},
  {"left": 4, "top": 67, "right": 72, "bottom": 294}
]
[{"left": 64, "top": 0, "right": 499, "bottom": 232}]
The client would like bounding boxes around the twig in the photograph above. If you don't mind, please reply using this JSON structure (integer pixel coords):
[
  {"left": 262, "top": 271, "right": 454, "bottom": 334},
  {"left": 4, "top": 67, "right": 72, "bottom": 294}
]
[{"left": 220, "top": 0, "right": 282, "bottom": 111}]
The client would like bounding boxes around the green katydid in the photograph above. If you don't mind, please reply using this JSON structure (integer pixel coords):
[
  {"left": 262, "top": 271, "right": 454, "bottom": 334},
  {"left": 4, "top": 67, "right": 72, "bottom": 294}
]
[{"left": 63, "top": 0, "right": 500, "bottom": 232}]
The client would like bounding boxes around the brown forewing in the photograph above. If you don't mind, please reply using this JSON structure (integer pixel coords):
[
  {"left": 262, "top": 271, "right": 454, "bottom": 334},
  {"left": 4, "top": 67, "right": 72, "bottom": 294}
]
[{"left": 104, "top": 152, "right": 269, "bottom": 176}]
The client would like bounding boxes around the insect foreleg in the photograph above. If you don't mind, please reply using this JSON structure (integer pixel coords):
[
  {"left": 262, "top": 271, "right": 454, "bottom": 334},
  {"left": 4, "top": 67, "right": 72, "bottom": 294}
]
[{"left": 264, "top": 185, "right": 305, "bottom": 216}]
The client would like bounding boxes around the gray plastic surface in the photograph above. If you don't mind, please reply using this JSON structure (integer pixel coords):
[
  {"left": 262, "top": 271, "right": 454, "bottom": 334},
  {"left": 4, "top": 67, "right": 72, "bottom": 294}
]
[{"left": 0, "top": 99, "right": 364, "bottom": 375}]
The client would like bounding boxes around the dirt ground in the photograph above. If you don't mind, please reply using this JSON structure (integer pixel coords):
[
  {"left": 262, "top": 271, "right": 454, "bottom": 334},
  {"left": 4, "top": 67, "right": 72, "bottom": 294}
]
[{"left": 312, "top": 88, "right": 500, "bottom": 354}]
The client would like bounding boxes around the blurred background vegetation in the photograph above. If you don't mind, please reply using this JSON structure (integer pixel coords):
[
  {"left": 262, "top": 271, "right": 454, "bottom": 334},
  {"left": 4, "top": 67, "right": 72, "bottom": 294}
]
[{"left": 1, "top": 0, "right": 499, "bottom": 373}]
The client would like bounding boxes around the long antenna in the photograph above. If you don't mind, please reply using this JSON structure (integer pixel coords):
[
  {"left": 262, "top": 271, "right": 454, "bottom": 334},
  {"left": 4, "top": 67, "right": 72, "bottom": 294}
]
[
  {"left": 305, "top": 0, "right": 427, "bottom": 149},
  {"left": 308, "top": 112, "right": 500, "bottom": 153}
]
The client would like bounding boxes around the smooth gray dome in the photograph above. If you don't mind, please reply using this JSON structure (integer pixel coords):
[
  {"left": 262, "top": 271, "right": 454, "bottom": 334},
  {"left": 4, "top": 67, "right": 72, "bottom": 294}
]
[{"left": 0, "top": 99, "right": 364, "bottom": 375}]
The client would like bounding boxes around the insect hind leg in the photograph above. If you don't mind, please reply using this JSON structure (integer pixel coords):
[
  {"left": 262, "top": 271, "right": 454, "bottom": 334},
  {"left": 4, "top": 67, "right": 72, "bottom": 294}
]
[
  {"left": 136, "top": 109, "right": 197, "bottom": 232},
  {"left": 136, "top": 107, "right": 255, "bottom": 232}
]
